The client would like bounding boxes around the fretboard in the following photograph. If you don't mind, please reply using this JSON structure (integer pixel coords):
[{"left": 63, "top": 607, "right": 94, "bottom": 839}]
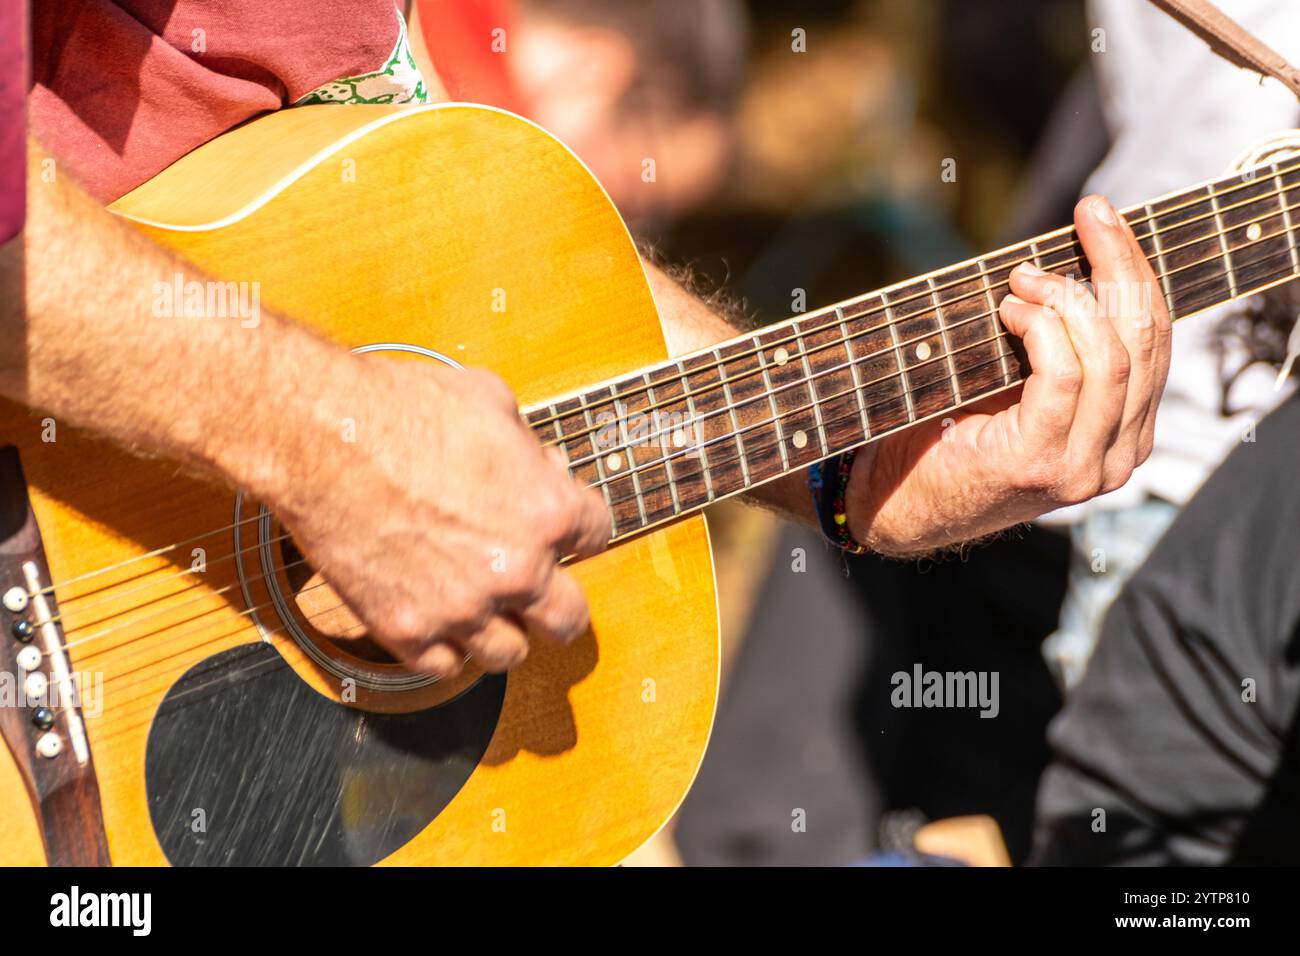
[{"left": 526, "top": 156, "right": 1300, "bottom": 543}]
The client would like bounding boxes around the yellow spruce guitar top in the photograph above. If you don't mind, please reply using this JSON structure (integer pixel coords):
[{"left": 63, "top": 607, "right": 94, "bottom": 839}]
[
  {"left": 5, "top": 103, "right": 1299, "bottom": 867},
  {"left": 0, "top": 104, "right": 720, "bottom": 866}
]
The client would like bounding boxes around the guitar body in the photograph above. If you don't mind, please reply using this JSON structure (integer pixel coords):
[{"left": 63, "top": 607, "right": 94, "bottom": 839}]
[{"left": 0, "top": 104, "right": 719, "bottom": 865}]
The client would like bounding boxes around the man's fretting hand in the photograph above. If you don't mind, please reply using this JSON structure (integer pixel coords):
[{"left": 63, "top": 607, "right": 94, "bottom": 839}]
[
  {"left": 845, "top": 195, "right": 1173, "bottom": 555},
  {"left": 268, "top": 359, "right": 611, "bottom": 678}
]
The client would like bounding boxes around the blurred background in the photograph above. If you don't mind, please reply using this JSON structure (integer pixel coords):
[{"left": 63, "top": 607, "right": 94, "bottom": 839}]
[{"left": 419, "top": 0, "right": 1106, "bottom": 865}]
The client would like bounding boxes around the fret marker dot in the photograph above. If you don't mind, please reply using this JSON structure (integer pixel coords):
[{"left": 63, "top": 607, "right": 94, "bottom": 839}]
[
  {"left": 672, "top": 429, "right": 688, "bottom": 448},
  {"left": 606, "top": 453, "right": 622, "bottom": 471},
  {"left": 916, "top": 342, "right": 932, "bottom": 361},
  {"left": 1247, "top": 223, "right": 1263, "bottom": 241},
  {"left": 773, "top": 347, "right": 790, "bottom": 366},
  {"left": 792, "top": 430, "right": 808, "bottom": 449}
]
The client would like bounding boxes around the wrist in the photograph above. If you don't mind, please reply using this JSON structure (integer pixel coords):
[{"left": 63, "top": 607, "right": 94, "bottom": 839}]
[{"left": 207, "top": 329, "right": 366, "bottom": 516}]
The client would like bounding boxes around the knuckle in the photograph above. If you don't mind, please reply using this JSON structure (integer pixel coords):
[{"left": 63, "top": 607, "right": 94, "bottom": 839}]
[
  {"left": 1044, "top": 459, "right": 1103, "bottom": 504},
  {"left": 1137, "top": 435, "right": 1155, "bottom": 465},
  {"left": 1044, "top": 357, "right": 1082, "bottom": 391},
  {"left": 415, "top": 643, "right": 463, "bottom": 679},
  {"left": 471, "top": 631, "right": 527, "bottom": 672},
  {"left": 442, "top": 594, "right": 489, "bottom": 632},
  {"left": 1015, "top": 457, "right": 1067, "bottom": 494},
  {"left": 382, "top": 605, "right": 429, "bottom": 647},
  {"left": 1100, "top": 462, "right": 1134, "bottom": 495},
  {"left": 1107, "top": 345, "right": 1132, "bottom": 385}
]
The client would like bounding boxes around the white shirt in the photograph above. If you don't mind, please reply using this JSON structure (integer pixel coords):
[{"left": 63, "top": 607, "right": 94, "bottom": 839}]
[{"left": 1046, "top": 0, "right": 1300, "bottom": 521}]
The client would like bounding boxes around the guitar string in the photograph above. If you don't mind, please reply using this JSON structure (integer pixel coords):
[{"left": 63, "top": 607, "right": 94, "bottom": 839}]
[
  {"left": 18, "top": 167, "right": 1300, "bottom": 606},
  {"left": 55, "top": 553, "right": 311, "bottom": 648},
  {"left": 30, "top": 248, "right": 1299, "bottom": 714},
  {"left": 39, "top": 529, "right": 296, "bottom": 626},
  {"left": 596, "top": 244, "right": 1300, "bottom": 515},
  {"left": 545, "top": 188, "right": 1300, "bottom": 462},
  {"left": 525, "top": 159, "right": 1300, "bottom": 431},
  {"left": 37, "top": 244, "right": 1295, "bottom": 669},
  {"left": 573, "top": 217, "right": 1299, "bottom": 494},
  {"left": 69, "top": 572, "right": 337, "bottom": 670},
  {"left": 595, "top": 245, "right": 1300, "bottom": 531},
  {"left": 60, "top": 197, "right": 1264, "bottom": 635},
  {"left": 25, "top": 199, "right": 1298, "bottom": 625}
]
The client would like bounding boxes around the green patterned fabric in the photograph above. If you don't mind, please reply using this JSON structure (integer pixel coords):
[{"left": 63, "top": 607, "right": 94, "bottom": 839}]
[{"left": 296, "top": 8, "right": 428, "bottom": 106}]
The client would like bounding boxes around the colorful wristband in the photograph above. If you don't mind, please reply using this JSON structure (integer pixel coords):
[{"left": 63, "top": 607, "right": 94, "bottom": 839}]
[{"left": 808, "top": 449, "right": 868, "bottom": 555}]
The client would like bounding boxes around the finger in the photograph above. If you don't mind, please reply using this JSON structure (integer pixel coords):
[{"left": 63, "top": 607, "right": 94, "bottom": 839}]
[
  {"left": 555, "top": 483, "right": 613, "bottom": 559},
  {"left": 996, "top": 294, "right": 1080, "bottom": 456},
  {"left": 1075, "top": 195, "right": 1170, "bottom": 467},
  {"left": 464, "top": 614, "right": 530, "bottom": 672},
  {"left": 1009, "top": 261, "right": 1128, "bottom": 476},
  {"left": 412, "top": 640, "right": 467, "bottom": 679},
  {"left": 519, "top": 565, "right": 591, "bottom": 645}
]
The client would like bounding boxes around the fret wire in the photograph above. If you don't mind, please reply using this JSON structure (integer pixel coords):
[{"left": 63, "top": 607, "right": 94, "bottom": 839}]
[
  {"left": 554, "top": 193, "right": 1300, "bottom": 463},
  {"left": 837, "top": 306, "right": 873, "bottom": 438},
  {"left": 1272, "top": 163, "right": 1300, "bottom": 275},
  {"left": 1208, "top": 183, "right": 1239, "bottom": 299},
  {"left": 577, "top": 392, "right": 620, "bottom": 535},
  {"left": 563, "top": 218, "right": 1299, "bottom": 478},
  {"left": 713, "top": 348, "right": 752, "bottom": 489},
  {"left": 792, "top": 325, "right": 830, "bottom": 454},
  {"left": 1029, "top": 240, "right": 1046, "bottom": 271},
  {"left": 547, "top": 405, "right": 572, "bottom": 475},
  {"left": 883, "top": 293, "right": 917, "bottom": 423},
  {"left": 928, "top": 275, "right": 962, "bottom": 404},
  {"left": 1144, "top": 202, "right": 1177, "bottom": 319},
  {"left": 606, "top": 232, "right": 1299, "bottom": 509},
  {"left": 609, "top": 386, "right": 649, "bottom": 527},
  {"left": 601, "top": 345, "right": 1017, "bottom": 514},
  {"left": 598, "top": 240, "right": 1300, "bottom": 516},
  {"left": 642, "top": 373, "right": 682, "bottom": 515},
  {"left": 678, "top": 359, "right": 715, "bottom": 501},
  {"left": 754, "top": 336, "right": 791, "bottom": 472},
  {"left": 977, "top": 259, "right": 1012, "bottom": 386},
  {"left": 527, "top": 160, "right": 1300, "bottom": 432}
]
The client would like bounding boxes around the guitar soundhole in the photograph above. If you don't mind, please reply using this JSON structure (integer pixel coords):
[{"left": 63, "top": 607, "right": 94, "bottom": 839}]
[
  {"left": 278, "top": 535, "right": 397, "bottom": 664},
  {"left": 145, "top": 642, "right": 506, "bottom": 866}
]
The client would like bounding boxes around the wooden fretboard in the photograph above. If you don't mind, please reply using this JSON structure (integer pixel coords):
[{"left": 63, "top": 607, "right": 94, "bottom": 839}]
[{"left": 526, "top": 158, "right": 1300, "bottom": 542}]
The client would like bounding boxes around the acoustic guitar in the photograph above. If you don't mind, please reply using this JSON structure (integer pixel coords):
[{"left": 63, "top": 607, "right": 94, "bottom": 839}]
[{"left": 2, "top": 105, "right": 1298, "bottom": 866}]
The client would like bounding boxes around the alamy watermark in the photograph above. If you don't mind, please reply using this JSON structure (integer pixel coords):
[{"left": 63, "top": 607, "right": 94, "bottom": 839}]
[{"left": 891, "top": 664, "right": 999, "bottom": 718}]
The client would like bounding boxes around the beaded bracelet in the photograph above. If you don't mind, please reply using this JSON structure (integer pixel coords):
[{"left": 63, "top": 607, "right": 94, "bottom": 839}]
[{"left": 807, "top": 449, "right": 869, "bottom": 555}]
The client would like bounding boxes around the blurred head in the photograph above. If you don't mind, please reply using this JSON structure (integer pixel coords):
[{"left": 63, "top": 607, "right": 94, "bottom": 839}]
[{"left": 511, "top": 0, "right": 747, "bottom": 226}]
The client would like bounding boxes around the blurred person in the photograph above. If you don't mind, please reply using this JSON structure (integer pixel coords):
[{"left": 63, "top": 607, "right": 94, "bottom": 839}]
[
  {"left": 1031, "top": 284, "right": 1300, "bottom": 865},
  {"left": 505, "top": 0, "right": 748, "bottom": 227},
  {"left": 1038, "top": 0, "right": 1300, "bottom": 691},
  {"left": 1027, "top": 0, "right": 1300, "bottom": 866}
]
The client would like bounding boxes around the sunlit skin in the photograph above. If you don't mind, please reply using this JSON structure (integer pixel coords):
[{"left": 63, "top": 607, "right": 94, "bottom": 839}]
[{"left": 845, "top": 196, "right": 1172, "bottom": 554}]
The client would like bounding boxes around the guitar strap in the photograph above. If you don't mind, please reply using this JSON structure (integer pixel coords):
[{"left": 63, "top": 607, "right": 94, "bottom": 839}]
[
  {"left": 1146, "top": 0, "right": 1300, "bottom": 100},
  {"left": 1146, "top": 0, "right": 1300, "bottom": 387}
]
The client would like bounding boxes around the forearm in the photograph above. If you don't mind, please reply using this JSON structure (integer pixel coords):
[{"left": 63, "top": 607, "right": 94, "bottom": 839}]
[{"left": 1, "top": 140, "right": 361, "bottom": 503}]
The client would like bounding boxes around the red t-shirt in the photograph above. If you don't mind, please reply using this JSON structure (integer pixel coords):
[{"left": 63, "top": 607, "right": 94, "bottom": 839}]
[
  {"left": 29, "top": 0, "right": 427, "bottom": 202},
  {"left": 2, "top": 0, "right": 523, "bottom": 216},
  {"left": 0, "top": 0, "right": 24, "bottom": 240}
]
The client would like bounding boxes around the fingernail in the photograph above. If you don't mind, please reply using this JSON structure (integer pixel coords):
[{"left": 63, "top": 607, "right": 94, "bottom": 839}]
[
  {"left": 1091, "top": 197, "right": 1118, "bottom": 225},
  {"left": 1014, "top": 262, "right": 1046, "bottom": 277}
]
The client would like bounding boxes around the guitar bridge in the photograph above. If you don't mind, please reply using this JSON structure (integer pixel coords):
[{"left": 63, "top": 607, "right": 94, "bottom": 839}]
[{"left": 0, "top": 445, "right": 110, "bottom": 865}]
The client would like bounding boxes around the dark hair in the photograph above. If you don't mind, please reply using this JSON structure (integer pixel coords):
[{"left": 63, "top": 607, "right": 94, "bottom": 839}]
[{"left": 519, "top": 0, "right": 749, "bottom": 114}]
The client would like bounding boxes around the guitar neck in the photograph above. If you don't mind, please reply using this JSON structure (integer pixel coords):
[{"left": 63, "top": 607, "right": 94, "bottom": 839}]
[{"left": 527, "top": 158, "right": 1300, "bottom": 543}]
